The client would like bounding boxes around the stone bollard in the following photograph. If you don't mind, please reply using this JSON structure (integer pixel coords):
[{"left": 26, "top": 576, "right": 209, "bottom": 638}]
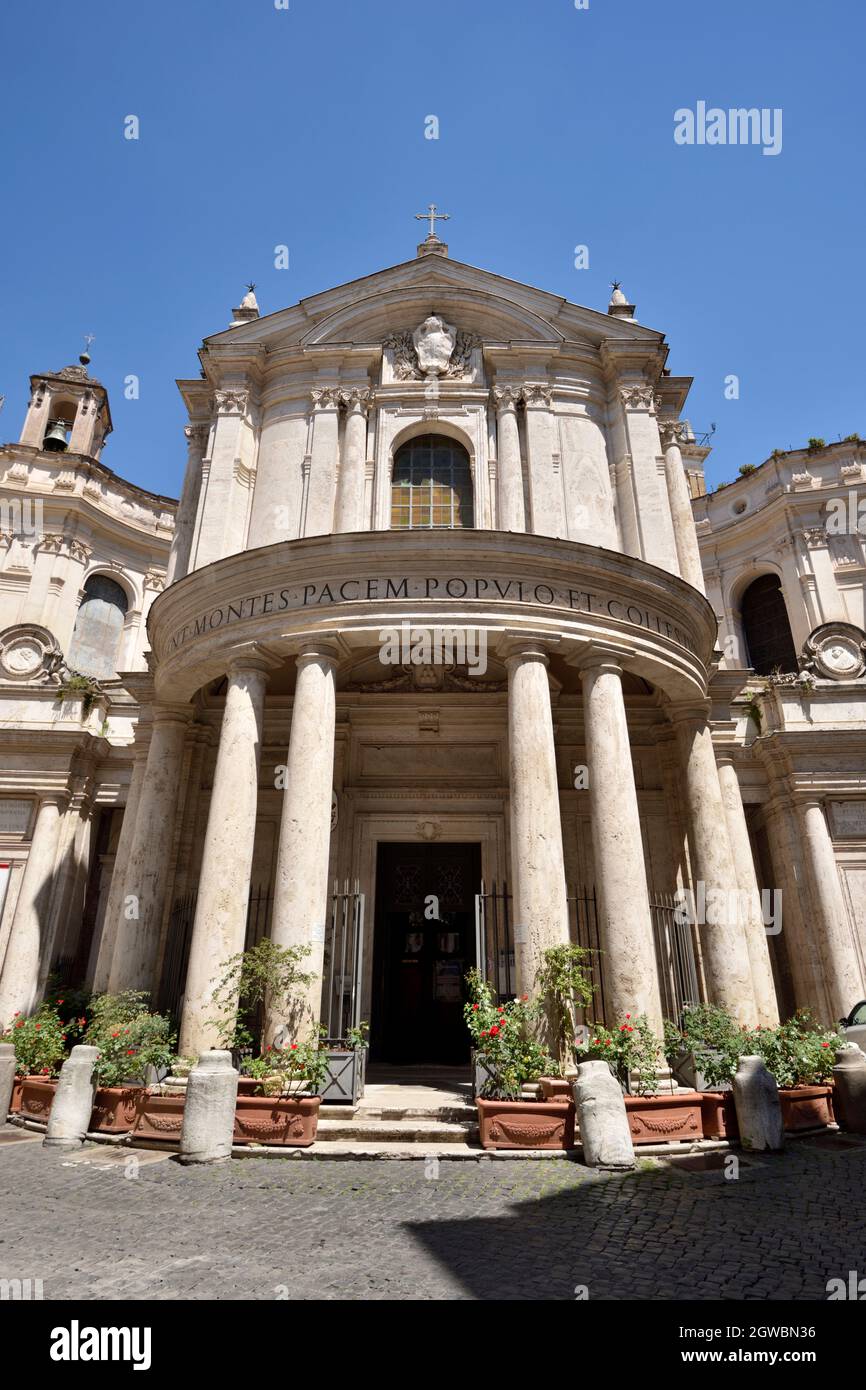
[
  {"left": 574, "top": 1059, "right": 635, "bottom": 1170},
  {"left": 732, "top": 1055, "right": 784, "bottom": 1152},
  {"left": 44, "top": 1045, "right": 99, "bottom": 1149},
  {"left": 832, "top": 1046, "right": 866, "bottom": 1134},
  {"left": 179, "top": 1051, "right": 238, "bottom": 1165},
  {"left": 0, "top": 1043, "right": 16, "bottom": 1121}
]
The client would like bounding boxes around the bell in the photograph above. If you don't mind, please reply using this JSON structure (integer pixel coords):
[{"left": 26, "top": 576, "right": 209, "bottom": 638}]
[{"left": 43, "top": 419, "right": 69, "bottom": 452}]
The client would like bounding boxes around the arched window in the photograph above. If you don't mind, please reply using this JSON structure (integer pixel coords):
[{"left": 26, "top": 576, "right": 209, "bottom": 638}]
[
  {"left": 740, "top": 574, "right": 798, "bottom": 675},
  {"left": 391, "top": 435, "right": 474, "bottom": 529},
  {"left": 67, "top": 575, "right": 129, "bottom": 678}
]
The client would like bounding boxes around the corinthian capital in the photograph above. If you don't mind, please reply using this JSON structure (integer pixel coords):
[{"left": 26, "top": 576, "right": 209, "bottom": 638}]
[
  {"left": 214, "top": 389, "right": 249, "bottom": 416},
  {"left": 619, "top": 384, "right": 656, "bottom": 412},
  {"left": 310, "top": 387, "right": 342, "bottom": 409},
  {"left": 520, "top": 383, "right": 553, "bottom": 408},
  {"left": 339, "top": 387, "right": 373, "bottom": 413},
  {"left": 493, "top": 385, "right": 521, "bottom": 411},
  {"left": 658, "top": 418, "right": 691, "bottom": 450},
  {"left": 184, "top": 423, "right": 209, "bottom": 449}
]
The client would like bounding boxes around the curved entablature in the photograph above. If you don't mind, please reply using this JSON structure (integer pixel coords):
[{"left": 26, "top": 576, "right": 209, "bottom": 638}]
[{"left": 148, "top": 530, "right": 717, "bottom": 704}]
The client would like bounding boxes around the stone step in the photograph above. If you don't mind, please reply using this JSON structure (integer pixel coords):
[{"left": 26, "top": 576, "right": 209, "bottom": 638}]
[
  {"left": 356, "top": 1105, "right": 475, "bottom": 1123},
  {"left": 315, "top": 1117, "right": 477, "bottom": 1144}
]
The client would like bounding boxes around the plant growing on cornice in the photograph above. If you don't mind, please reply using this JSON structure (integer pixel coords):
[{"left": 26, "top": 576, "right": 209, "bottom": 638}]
[
  {"left": 743, "top": 696, "right": 763, "bottom": 731},
  {"left": 57, "top": 672, "right": 102, "bottom": 719},
  {"left": 770, "top": 449, "right": 786, "bottom": 461},
  {"left": 807, "top": 437, "right": 827, "bottom": 453},
  {"left": 714, "top": 481, "right": 730, "bottom": 492},
  {"left": 843, "top": 433, "right": 862, "bottom": 444},
  {"left": 738, "top": 463, "right": 758, "bottom": 476}
]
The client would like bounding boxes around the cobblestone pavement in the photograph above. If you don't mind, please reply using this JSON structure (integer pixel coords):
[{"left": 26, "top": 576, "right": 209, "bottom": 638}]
[{"left": 0, "top": 1129, "right": 864, "bottom": 1300}]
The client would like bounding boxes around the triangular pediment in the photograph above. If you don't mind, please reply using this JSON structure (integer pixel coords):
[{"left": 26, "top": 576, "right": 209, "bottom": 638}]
[{"left": 203, "top": 254, "right": 665, "bottom": 358}]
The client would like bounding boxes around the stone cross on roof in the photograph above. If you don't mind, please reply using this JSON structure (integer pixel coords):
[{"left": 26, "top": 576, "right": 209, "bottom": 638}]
[{"left": 415, "top": 203, "right": 450, "bottom": 240}]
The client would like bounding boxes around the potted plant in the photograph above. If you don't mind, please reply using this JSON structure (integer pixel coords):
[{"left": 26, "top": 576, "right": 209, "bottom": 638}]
[
  {"left": 664, "top": 1004, "right": 746, "bottom": 1139},
  {"left": 464, "top": 968, "right": 499, "bottom": 1098},
  {"left": 579, "top": 1016, "right": 703, "bottom": 1146},
  {"left": 749, "top": 1012, "right": 840, "bottom": 1130},
  {"left": 534, "top": 943, "right": 595, "bottom": 1100},
  {"left": 84, "top": 992, "right": 179, "bottom": 1134},
  {"left": 209, "top": 939, "right": 326, "bottom": 1146},
  {"left": 234, "top": 1040, "right": 328, "bottom": 1146},
  {"left": 318, "top": 1022, "right": 369, "bottom": 1105},
  {"left": 2, "top": 1004, "right": 69, "bottom": 1118},
  {"left": 465, "top": 982, "right": 573, "bottom": 1150}
]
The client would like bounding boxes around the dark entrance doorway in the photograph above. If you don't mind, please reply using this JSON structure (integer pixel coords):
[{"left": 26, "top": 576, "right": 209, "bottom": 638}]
[{"left": 372, "top": 841, "right": 481, "bottom": 1065}]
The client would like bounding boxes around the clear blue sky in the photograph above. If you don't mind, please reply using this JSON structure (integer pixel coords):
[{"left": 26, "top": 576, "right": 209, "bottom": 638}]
[{"left": 1, "top": 0, "right": 863, "bottom": 499}]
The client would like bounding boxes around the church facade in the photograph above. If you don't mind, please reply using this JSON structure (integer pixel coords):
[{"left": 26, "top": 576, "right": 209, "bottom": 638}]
[{"left": 1, "top": 230, "right": 864, "bottom": 1064}]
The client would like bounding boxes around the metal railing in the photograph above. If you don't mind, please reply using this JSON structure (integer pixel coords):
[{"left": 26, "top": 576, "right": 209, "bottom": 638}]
[
  {"left": 474, "top": 881, "right": 701, "bottom": 1027},
  {"left": 649, "top": 889, "right": 701, "bottom": 1023}
]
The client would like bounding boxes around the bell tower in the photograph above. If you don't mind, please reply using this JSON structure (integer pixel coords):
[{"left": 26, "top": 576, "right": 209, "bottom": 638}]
[{"left": 19, "top": 348, "right": 112, "bottom": 460}]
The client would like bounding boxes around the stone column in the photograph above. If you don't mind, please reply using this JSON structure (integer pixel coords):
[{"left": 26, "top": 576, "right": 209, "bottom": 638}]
[
  {"left": 166, "top": 422, "right": 208, "bottom": 584},
  {"left": 90, "top": 743, "right": 149, "bottom": 991},
  {"left": 493, "top": 387, "right": 526, "bottom": 532},
  {"left": 717, "top": 758, "right": 779, "bottom": 1026},
  {"left": 0, "top": 793, "right": 66, "bottom": 1024},
  {"left": 659, "top": 421, "right": 706, "bottom": 593},
  {"left": 579, "top": 658, "right": 663, "bottom": 1033},
  {"left": 270, "top": 642, "right": 339, "bottom": 1037},
  {"left": 522, "top": 384, "right": 565, "bottom": 538},
  {"left": 503, "top": 639, "right": 570, "bottom": 994},
  {"left": 179, "top": 660, "right": 271, "bottom": 1057},
  {"left": 671, "top": 708, "right": 757, "bottom": 1025},
  {"left": 334, "top": 389, "right": 370, "bottom": 533},
  {"left": 304, "top": 389, "right": 341, "bottom": 536},
  {"left": 799, "top": 799, "right": 865, "bottom": 1020},
  {"left": 108, "top": 704, "right": 191, "bottom": 995}
]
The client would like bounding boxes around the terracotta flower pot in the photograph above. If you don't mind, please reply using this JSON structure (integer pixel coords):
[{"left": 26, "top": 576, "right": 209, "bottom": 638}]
[
  {"left": 779, "top": 1084, "right": 834, "bottom": 1131},
  {"left": 538, "top": 1076, "right": 574, "bottom": 1102},
  {"left": 233, "top": 1093, "right": 321, "bottom": 1147},
  {"left": 624, "top": 1092, "right": 703, "bottom": 1145},
  {"left": 19, "top": 1076, "right": 57, "bottom": 1120},
  {"left": 699, "top": 1091, "right": 739, "bottom": 1140},
  {"left": 476, "top": 1097, "right": 575, "bottom": 1150},
  {"left": 132, "top": 1091, "right": 185, "bottom": 1142},
  {"left": 89, "top": 1086, "right": 145, "bottom": 1134},
  {"left": 8, "top": 1078, "right": 23, "bottom": 1113}
]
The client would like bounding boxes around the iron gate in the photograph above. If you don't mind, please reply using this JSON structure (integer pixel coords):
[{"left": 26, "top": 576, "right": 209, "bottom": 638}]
[{"left": 321, "top": 878, "right": 365, "bottom": 1041}]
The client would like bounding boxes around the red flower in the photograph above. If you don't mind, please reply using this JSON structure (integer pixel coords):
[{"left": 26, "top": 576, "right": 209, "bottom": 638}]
[
  {"left": 34, "top": 1024, "right": 40, "bottom": 1031},
  {"left": 15, "top": 1021, "right": 23, "bottom": 1029},
  {"left": 266, "top": 1044, "right": 273, "bottom": 1051},
  {"left": 57, "top": 999, "right": 64, "bottom": 1006},
  {"left": 625, "top": 1013, "right": 631, "bottom": 1019},
  {"left": 290, "top": 1043, "right": 298, "bottom": 1051},
  {"left": 627, "top": 1027, "right": 634, "bottom": 1033},
  {"left": 522, "top": 994, "right": 528, "bottom": 1001},
  {"left": 592, "top": 1038, "right": 599, "bottom": 1045},
  {"left": 126, "top": 1049, "right": 135, "bottom": 1056},
  {"left": 821, "top": 1042, "right": 830, "bottom": 1048},
  {"left": 605, "top": 1040, "right": 612, "bottom": 1047},
  {"left": 489, "top": 1026, "right": 500, "bottom": 1037},
  {"left": 619, "top": 1024, "right": 627, "bottom": 1031},
  {"left": 472, "top": 1004, "right": 479, "bottom": 1011}
]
